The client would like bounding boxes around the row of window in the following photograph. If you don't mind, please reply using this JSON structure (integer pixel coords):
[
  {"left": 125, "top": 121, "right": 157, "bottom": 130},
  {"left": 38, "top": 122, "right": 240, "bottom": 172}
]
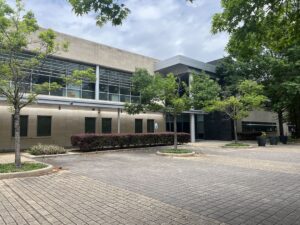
[
  {"left": 13, "top": 116, "right": 155, "bottom": 137},
  {"left": 0, "top": 52, "right": 141, "bottom": 103},
  {"left": 12, "top": 116, "right": 52, "bottom": 137},
  {"left": 85, "top": 118, "right": 155, "bottom": 134}
]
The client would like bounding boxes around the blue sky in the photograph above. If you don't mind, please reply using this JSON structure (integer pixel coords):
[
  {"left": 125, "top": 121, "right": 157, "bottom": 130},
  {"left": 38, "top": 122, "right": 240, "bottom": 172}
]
[{"left": 21, "top": 0, "right": 228, "bottom": 62}]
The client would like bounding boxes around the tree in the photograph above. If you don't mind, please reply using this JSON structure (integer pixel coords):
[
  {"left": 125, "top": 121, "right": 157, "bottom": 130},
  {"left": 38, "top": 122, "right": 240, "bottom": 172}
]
[
  {"left": 125, "top": 69, "right": 191, "bottom": 149},
  {"left": 190, "top": 71, "right": 221, "bottom": 109},
  {"left": 68, "top": 0, "right": 195, "bottom": 26},
  {"left": 0, "top": 0, "right": 94, "bottom": 168},
  {"left": 206, "top": 80, "right": 267, "bottom": 143},
  {"left": 125, "top": 69, "right": 221, "bottom": 149},
  {"left": 212, "top": 0, "right": 300, "bottom": 137}
]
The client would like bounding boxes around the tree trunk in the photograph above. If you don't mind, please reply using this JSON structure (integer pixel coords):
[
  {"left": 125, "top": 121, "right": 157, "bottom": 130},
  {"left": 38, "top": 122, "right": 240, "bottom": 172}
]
[
  {"left": 277, "top": 111, "right": 284, "bottom": 137},
  {"left": 233, "top": 119, "right": 238, "bottom": 143},
  {"left": 174, "top": 115, "right": 177, "bottom": 150},
  {"left": 14, "top": 108, "right": 21, "bottom": 168}
]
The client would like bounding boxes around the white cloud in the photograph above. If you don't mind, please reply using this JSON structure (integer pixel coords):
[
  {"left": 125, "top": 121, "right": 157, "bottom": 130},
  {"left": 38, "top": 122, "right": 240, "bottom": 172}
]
[{"left": 19, "top": 0, "right": 228, "bottom": 62}]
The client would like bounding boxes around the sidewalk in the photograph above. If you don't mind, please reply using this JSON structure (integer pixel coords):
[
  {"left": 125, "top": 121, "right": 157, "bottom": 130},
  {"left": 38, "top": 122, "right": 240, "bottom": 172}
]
[{"left": 0, "top": 153, "right": 33, "bottom": 164}]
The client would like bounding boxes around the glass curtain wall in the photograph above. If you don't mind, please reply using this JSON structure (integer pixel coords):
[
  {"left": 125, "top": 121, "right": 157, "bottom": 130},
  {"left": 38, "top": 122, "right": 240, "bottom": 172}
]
[
  {"left": 0, "top": 52, "right": 140, "bottom": 103},
  {"left": 0, "top": 52, "right": 95, "bottom": 99},
  {"left": 98, "top": 67, "right": 140, "bottom": 103}
]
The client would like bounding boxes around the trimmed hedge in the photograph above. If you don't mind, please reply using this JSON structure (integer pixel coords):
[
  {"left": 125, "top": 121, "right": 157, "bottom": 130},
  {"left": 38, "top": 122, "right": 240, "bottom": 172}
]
[{"left": 71, "top": 132, "right": 190, "bottom": 151}]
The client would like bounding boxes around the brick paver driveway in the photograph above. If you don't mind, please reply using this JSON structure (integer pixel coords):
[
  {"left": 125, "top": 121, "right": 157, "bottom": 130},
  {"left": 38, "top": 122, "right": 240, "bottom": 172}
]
[{"left": 1, "top": 143, "right": 300, "bottom": 225}]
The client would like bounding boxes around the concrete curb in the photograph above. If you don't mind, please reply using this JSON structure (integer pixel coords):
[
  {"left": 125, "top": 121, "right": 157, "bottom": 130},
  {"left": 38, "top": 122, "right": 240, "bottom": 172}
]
[
  {"left": 156, "top": 151, "right": 196, "bottom": 157},
  {"left": 0, "top": 162, "right": 53, "bottom": 180},
  {"left": 22, "top": 152, "right": 81, "bottom": 159},
  {"left": 221, "top": 145, "right": 254, "bottom": 149}
]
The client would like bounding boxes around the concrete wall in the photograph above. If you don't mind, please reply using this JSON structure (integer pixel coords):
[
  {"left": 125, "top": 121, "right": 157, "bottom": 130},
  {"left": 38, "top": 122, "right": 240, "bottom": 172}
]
[
  {"left": 237, "top": 110, "right": 279, "bottom": 134},
  {"left": 0, "top": 103, "right": 165, "bottom": 151},
  {"left": 29, "top": 30, "right": 159, "bottom": 73}
]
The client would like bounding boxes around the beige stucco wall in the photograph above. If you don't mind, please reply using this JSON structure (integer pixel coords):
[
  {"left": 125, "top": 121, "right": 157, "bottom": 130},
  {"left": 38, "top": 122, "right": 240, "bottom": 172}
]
[
  {"left": 0, "top": 103, "right": 165, "bottom": 151},
  {"left": 237, "top": 110, "right": 279, "bottom": 134},
  {"left": 29, "top": 30, "right": 158, "bottom": 73}
]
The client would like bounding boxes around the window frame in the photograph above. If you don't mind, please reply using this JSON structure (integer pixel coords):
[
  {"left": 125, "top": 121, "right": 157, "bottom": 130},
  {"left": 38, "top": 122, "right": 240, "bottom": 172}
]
[
  {"left": 135, "top": 119, "right": 143, "bottom": 133},
  {"left": 85, "top": 117, "right": 96, "bottom": 133},
  {"left": 37, "top": 116, "right": 52, "bottom": 137},
  {"left": 102, "top": 118, "right": 112, "bottom": 134},
  {"left": 147, "top": 119, "right": 155, "bottom": 133},
  {"left": 11, "top": 115, "right": 28, "bottom": 137}
]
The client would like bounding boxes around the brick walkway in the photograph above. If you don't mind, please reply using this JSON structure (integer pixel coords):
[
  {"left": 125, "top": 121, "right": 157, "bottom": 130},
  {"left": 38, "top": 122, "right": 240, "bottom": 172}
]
[{"left": 0, "top": 142, "right": 300, "bottom": 225}]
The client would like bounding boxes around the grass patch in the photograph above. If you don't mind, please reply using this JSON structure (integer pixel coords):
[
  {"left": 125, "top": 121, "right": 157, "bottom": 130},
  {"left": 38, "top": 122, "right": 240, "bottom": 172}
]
[
  {"left": 224, "top": 142, "right": 250, "bottom": 147},
  {"left": 0, "top": 162, "right": 47, "bottom": 173},
  {"left": 160, "top": 149, "right": 193, "bottom": 154}
]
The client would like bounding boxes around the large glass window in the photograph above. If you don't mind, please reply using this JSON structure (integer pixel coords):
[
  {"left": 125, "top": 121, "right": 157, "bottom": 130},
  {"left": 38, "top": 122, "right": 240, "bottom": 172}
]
[
  {"left": 147, "top": 120, "right": 154, "bottom": 133},
  {"left": 135, "top": 119, "right": 143, "bottom": 133},
  {"left": 102, "top": 118, "right": 112, "bottom": 133},
  {"left": 98, "top": 67, "right": 140, "bottom": 103},
  {"left": 242, "top": 121, "right": 277, "bottom": 133},
  {"left": 37, "top": 116, "right": 52, "bottom": 136},
  {"left": 85, "top": 117, "right": 96, "bottom": 133},
  {"left": 12, "top": 115, "right": 28, "bottom": 137}
]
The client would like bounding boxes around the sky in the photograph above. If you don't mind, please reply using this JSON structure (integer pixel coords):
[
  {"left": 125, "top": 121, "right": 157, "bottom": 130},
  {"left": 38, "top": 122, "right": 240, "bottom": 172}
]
[{"left": 20, "top": 0, "right": 228, "bottom": 62}]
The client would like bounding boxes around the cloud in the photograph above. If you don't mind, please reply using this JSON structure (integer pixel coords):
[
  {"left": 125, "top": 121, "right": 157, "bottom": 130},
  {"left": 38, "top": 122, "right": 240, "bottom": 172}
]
[{"left": 20, "top": 0, "right": 228, "bottom": 62}]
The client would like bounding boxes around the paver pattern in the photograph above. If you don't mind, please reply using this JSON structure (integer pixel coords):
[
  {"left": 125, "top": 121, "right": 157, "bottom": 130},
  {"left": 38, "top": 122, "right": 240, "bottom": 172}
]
[{"left": 0, "top": 142, "right": 300, "bottom": 225}]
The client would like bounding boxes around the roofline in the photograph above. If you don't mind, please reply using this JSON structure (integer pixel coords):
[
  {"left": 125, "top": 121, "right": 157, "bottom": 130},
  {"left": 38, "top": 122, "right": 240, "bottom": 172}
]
[{"left": 154, "top": 55, "right": 216, "bottom": 73}]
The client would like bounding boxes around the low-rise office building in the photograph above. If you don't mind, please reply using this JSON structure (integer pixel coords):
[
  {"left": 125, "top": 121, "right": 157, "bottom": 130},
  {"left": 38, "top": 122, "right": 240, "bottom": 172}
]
[{"left": 0, "top": 31, "right": 280, "bottom": 150}]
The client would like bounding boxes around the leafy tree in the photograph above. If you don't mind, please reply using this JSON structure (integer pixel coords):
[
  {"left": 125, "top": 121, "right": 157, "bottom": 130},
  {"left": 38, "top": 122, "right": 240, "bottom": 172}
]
[
  {"left": 68, "top": 0, "right": 194, "bottom": 26},
  {"left": 190, "top": 71, "right": 221, "bottom": 109},
  {"left": 212, "top": 0, "right": 300, "bottom": 137},
  {"left": 125, "top": 69, "right": 191, "bottom": 149},
  {"left": 126, "top": 69, "right": 221, "bottom": 149},
  {"left": 206, "top": 80, "right": 267, "bottom": 143},
  {"left": 0, "top": 0, "right": 94, "bottom": 168}
]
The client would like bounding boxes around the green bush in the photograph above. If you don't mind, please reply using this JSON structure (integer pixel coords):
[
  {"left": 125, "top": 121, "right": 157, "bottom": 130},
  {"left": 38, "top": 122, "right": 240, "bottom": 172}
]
[
  {"left": 71, "top": 132, "right": 190, "bottom": 151},
  {"left": 28, "top": 143, "right": 67, "bottom": 155}
]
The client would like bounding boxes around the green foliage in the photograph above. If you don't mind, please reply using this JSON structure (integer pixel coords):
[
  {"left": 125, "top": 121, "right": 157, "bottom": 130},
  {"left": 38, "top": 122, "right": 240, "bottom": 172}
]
[
  {"left": 125, "top": 69, "right": 191, "bottom": 116},
  {"left": 68, "top": 0, "right": 194, "bottom": 26},
  {"left": 212, "top": 0, "right": 300, "bottom": 137},
  {"left": 159, "top": 149, "right": 193, "bottom": 154},
  {"left": 28, "top": 144, "right": 67, "bottom": 155},
  {"left": 206, "top": 80, "right": 266, "bottom": 121},
  {"left": 0, "top": 0, "right": 96, "bottom": 167},
  {"left": 190, "top": 71, "right": 221, "bottom": 109},
  {"left": 212, "top": 0, "right": 300, "bottom": 58},
  {"left": 68, "top": 0, "right": 130, "bottom": 26},
  {"left": 0, "top": 162, "right": 46, "bottom": 173},
  {"left": 224, "top": 142, "right": 250, "bottom": 147}
]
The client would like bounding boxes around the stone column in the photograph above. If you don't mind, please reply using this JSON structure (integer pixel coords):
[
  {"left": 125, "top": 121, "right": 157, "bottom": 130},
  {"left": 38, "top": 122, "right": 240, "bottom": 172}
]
[
  {"left": 95, "top": 65, "right": 100, "bottom": 100},
  {"left": 189, "top": 73, "right": 195, "bottom": 142},
  {"left": 190, "top": 113, "right": 195, "bottom": 143}
]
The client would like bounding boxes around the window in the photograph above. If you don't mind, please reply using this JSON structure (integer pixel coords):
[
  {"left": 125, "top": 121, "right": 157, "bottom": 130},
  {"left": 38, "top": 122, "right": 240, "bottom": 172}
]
[
  {"left": 147, "top": 120, "right": 155, "bottom": 133},
  {"left": 242, "top": 121, "right": 277, "bottom": 133},
  {"left": 102, "top": 118, "right": 112, "bottom": 133},
  {"left": 12, "top": 115, "right": 28, "bottom": 137},
  {"left": 85, "top": 117, "right": 96, "bottom": 133},
  {"left": 37, "top": 116, "right": 52, "bottom": 136},
  {"left": 135, "top": 119, "right": 143, "bottom": 133}
]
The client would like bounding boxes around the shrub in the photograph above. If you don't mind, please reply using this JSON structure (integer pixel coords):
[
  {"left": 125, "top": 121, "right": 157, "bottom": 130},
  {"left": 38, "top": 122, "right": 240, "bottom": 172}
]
[
  {"left": 28, "top": 143, "right": 67, "bottom": 155},
  {"left": 71, "top": 132, "right": 190, "bottom": 151}
]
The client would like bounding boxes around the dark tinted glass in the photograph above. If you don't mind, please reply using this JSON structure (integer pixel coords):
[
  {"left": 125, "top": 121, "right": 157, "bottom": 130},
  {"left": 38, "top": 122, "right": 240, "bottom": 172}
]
[
  {"left": 85, "top": 117, "right": 96, "bottom": 133},
  {"left": 135, "top": 119, "right": 143, "bottom": 133},
  {"left": 12, "top": 115, "right": 28, "bottom": 137},
  {"left": 147, "top": 120, "right": 154, "bottom": 133},
  {"left": 102, "top": 118, "right": 112, "bottom": 133},
  {"left": 37, "top": 116, "right": 52, "bottom": 136}
]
